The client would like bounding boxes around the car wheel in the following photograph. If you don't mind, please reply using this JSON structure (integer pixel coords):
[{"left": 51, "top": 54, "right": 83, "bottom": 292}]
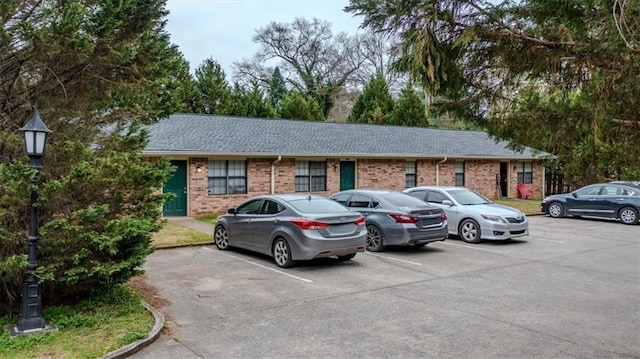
[
  {"left": 547, "top": 202, "right": 564, "bottom": 218},
  {"left": 619, "top": 207, "right": 639, "bottom": 225},
  {"left": 214, "top": 225, "right": 229, "bottom": 250},
  {"left": 272, "top": 238, "right": 295, "bottom": 268},
  {"left": 459, "top": 219, "right": 481, "bottom": 243},
  {"left": 366, "top": 224, "right": 384, "bottom": 252},
  {"left": 337, "top": 253, "right": 356, "bottom": 261}
]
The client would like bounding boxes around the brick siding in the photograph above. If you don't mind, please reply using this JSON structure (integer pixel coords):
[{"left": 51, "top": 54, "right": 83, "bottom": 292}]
[{"left": 163, "top": 157, "right": 544, "bottom": 216}]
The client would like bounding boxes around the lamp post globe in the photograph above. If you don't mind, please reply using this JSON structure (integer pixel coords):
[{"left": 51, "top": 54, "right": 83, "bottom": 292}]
[{"left": 13, "top": 106, "right": 55, "bottom": 335}]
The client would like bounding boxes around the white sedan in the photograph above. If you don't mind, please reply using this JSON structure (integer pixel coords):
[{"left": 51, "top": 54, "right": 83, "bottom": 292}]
[{"left": 404, "top": 186, "right": 528, "bottom": 243}]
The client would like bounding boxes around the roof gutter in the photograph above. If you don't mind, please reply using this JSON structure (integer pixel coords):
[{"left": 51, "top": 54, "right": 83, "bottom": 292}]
[
  {"left": 436, "top": 157, "right": 447, "bottom": 186},
  {"left": 271, "top": 155, "right": 282, "bottom": 194}
]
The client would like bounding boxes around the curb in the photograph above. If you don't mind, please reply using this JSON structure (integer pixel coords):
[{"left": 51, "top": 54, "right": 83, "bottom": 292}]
[
  {"left": 154, "top": 241, "right": 213, "bottom": 250},
  {"left": 102, "top": 300, "right": 165, "bottom": 359}
]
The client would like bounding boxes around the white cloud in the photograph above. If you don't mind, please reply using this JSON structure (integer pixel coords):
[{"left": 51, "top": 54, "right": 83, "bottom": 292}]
[{"left": 165, "top": 0, "right": 364, "bottom": 75}]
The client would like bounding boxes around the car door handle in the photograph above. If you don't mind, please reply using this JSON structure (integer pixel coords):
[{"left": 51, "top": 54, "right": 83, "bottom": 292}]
[{"left": 274, "top": 219, "right": 280, "bottom": 223}]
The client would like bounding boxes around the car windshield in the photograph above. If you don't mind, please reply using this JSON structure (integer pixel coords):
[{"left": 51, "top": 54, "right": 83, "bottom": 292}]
[
  {"left": 288, "top": 198, "right": 349, "bottom": 213},
  {"left": 380, "top": 192, "right": 430, "bottom": 207},
  {"left": 447, "top": 189, "right": 493, "bottom": 205}
]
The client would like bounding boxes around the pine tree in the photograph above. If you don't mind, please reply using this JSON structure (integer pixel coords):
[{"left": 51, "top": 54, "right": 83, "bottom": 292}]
[
  {"left": 277, "top": 92, "right": 324, "bottom": 121},
  {"left": 389, "top": 84, "right": 428, "bottom": 126},
  {"left": 193, "top": 58, "right": 231, "bottom": 114},
  {"left": 1, "top": 0, "right": 183, "bottom": 312},
  {"left": 348, "top": 74, "right": 394, "bottom": 124},
  {"left": 268, "top": 67, "right": 288, "bottom": 107}
]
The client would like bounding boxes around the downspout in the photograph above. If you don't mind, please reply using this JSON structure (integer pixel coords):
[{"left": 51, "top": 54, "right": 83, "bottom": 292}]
[
  {"left": 271, "top": 155, "right": 282, "bottom": 194},
  {"left": 435, "top": 157, "right": 447, "bottom": 186}
]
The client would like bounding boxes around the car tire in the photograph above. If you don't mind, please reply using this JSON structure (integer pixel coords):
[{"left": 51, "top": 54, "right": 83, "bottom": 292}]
[
  {"left": 272, "top": 238, "right": 295, "bottom": 268},
  {"left": 547, "top": 202, "right": 564, "bottom": 218},
  {"left": 337, "top": 253, "right": 356, "bottom": 261},
  {"left": 459, "top": 219, "right": 482, "bottom": 243},
  {"left": 366, "top": 224, "right": 384, "bottom": 252},
  {"left": 619, "top": 207, "right": 639, "bottom": 225},
  {"left": 214, "top": 225, "right": 229, "bottom": 250}
]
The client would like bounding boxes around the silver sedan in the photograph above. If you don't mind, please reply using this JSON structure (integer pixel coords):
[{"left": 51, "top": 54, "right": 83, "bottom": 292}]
[
  {"left": 404, "top": 186, "right": 528, "bottom": 243},
  {"left": 214, "top": 194, "right": 366, "bottom": 268}
]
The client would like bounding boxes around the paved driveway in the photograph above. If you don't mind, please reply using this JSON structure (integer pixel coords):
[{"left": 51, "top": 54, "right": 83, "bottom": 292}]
[{"left": 132, "top": 216, "right": 639, "bottom": 358}]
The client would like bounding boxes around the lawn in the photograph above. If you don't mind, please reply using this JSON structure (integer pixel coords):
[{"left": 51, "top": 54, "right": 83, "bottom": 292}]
[
  {"left": 0, "top": 286, "right": 152, "bottom": 359},
  {"left": 151, "top": 221, "right": 211, "bottom": 247},
  {"left": 0, "top": 221, "right": 213, "bottom": 359},
  {"left": 493, "top": 198, "right": 542, "bottom": 215}
]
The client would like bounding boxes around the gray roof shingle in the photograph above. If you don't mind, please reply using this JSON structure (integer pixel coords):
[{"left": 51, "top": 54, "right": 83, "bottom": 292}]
[{"left": 143, "top": 114, "right": 546, "bottom": 159}]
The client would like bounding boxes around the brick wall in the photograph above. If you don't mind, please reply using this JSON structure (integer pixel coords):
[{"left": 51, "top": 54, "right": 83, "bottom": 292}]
[
  {"left": 357, "top": 159, "right": 405, "bottom": 190},
  {"left": 164, "top": 157, "right": 544, "bottom": 216}
]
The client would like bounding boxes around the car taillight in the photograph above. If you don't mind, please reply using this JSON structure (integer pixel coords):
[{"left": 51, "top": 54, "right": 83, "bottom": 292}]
[
  {"left": 441, "top": 212, "right": 447, "bottom": 221},
  {"left": 290, "top": 219, "right": 329, "bottom": 230},
  {"left": 388, "top": 213, "right": 418, "bottom": 223},
  {"left": 354, "top": 216, "right": 366, "bottom": 226}
]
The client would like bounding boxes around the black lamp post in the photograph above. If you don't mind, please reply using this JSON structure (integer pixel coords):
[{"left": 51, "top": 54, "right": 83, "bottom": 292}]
[{"left": 12, "top": 106, "right": 56, "bottom": 335}]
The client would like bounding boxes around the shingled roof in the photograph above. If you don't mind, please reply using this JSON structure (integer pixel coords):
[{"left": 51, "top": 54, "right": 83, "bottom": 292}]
[{"left": 143, "top": 113, "right": 545, "bottom": 160}]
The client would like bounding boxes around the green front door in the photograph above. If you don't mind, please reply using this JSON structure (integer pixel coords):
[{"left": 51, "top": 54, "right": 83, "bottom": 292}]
[
  {"left": 163, "top": 160, "right": 187, "bottom": 216},
  {"left": 340, "top": 161, "right": 356, "bottom": 191}
]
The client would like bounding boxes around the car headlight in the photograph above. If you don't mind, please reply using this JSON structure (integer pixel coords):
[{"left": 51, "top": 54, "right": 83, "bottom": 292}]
[{"left": 481, "top": 214, "right": 506, "bottom": 223}]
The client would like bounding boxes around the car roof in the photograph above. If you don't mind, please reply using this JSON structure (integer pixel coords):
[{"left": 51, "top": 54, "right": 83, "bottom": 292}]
[
  {"left": 337, "top": 189, "right": 403, "bottom": 195},
  {"left": 406, "top": 186, "right": 467, "bottom": 191},
  {"left": 609, "top": 181, "right": 640, "bottom": 187},
  {"left": 257, "top": 193, "right": 326, "bottom": 201}
]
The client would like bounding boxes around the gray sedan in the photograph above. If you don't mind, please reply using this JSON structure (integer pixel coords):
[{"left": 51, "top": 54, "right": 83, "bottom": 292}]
[
  {"left": 404, "top": 186, "right": 528, "bottom": 243},
  {"left": 214, "top": 194, "right": 366, "bottom": 268},
  {"left": 330, "top": 189, "right": 448, "bottom": 251}
]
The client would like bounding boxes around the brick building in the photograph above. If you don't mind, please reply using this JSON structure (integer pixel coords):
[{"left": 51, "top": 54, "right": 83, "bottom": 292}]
[{"left": 143, "top": 114, "right": 547, "bottom": 217}]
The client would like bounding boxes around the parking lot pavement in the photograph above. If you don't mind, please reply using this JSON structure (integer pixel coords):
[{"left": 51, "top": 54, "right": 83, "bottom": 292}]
[{"left": 132, "top": 216, "right": 640, "bottom": 358}]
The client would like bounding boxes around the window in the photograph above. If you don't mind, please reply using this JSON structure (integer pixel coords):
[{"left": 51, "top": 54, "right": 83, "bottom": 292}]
[
  {"left": 426, "top": 191, "right": 447, "bottom": 203},
  {"left": 516, "top": 162, "right": 533, "bottom": 184},
  {"left": 261, "top": 200, "right": 284, "bottom": 215},
  {"left": 208, "top": 160, "right": 247, "bottom": 195},
  {"left": 455, "top": 161, "right": 465, "bottom": 186},
  {"left": 331, "top": 193, "right": 351, "bottom": 205},
  {"left": 406, "top": 190, "right": 427, "bottom": 202},
  {"left": 575, "top": 185, "right": 601, "bottom": 196},
  {"left": 405, "top": 161, "right": 417, "bottom": 188},
  {"left": 295, "top": 161, "right": 326, "bottom": 192},
  {"left": 236, "top": 199, "right": 262, "bottom": 214},
  {"left": 348, "top": 194, "right": 373, "bottom": 208}
]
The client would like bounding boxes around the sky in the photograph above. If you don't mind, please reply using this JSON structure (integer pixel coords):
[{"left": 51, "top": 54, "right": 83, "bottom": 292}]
[{"left": 164, "top": 0, "right": 365, "bottom": 76}]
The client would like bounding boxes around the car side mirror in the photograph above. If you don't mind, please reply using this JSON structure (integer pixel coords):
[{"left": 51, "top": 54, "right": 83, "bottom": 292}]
[
  {"left": 571, "top": 192, "right": 577, "bottom": 198},
  {"left": 227, "top": 208, "right": 237, "bottom": 215},
  {"left": 442, "top": 200, "right": 453, "bottom": 207}
]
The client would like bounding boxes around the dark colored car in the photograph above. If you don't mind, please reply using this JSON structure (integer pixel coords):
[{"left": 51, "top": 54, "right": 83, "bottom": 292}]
[
  {"left": 330, "top": 189, "right": 448, "bottom": 252},
  {"left": 541, "top": 183, "right": 640, "bottom": 225},
  {"left": 214, "top": 194, "right": 366, "bottom": 268}
]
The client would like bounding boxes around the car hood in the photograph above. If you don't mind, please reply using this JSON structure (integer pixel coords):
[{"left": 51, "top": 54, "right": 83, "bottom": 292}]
[
  {"left": 542, "top": 193, "right": 573, "bottom": 201},
  {"left": 461, "top": 203, "right": 523, "bottom": 217}
]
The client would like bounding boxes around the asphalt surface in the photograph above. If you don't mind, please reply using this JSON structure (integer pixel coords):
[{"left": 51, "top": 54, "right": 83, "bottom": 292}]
[{"left": 132, "top": 216, "right": 640, "bottom": 359}]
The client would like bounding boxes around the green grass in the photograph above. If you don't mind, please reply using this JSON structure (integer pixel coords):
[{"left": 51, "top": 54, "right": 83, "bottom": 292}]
[
  {"left": 195, "top": 214, "right": 218, "bottom": 224},
  {"left": 493, "top": 198, "right": 542, "bottom": 215},
  {"left": 0, "top": 286, "right": 152, "bottom": 359},
  {"left": 151, "top": 221, "right": 211, "bottom": 247}
]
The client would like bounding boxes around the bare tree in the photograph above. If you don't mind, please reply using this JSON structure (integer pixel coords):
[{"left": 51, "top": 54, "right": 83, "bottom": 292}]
[
  {"left": 234, "top": 17, "right": 365, "bottom": 118},
  {"left": 349, "top": 31, "right": 407, "bottom": 95}
]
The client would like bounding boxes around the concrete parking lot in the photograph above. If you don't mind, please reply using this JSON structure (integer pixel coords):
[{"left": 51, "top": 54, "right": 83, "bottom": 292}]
[{"left": 132, "top": 216, "right": 639, "bottom": 359}]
